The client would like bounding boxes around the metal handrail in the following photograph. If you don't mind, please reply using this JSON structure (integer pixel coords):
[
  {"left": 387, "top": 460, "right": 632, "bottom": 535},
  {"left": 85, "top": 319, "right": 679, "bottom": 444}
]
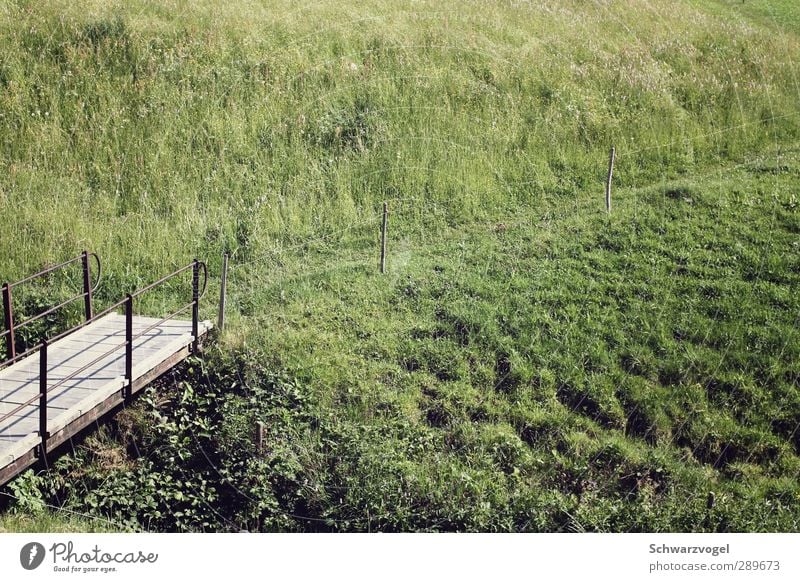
[
  {"left": 1, "top": 251, "right": 102, "bottom": 363},
  {"left": 7, "top": 253, "right": 101, "bottom": 290},
  {"left": 0, "top": 260, "right": 208, "bottom": 368},
  {"left": 0, "top": 391, "right": 40, "bottom": 424},
  {"left": 131, "top": 260, "right": 207, "bottom": 299},
  {"left": 12, "top": 294, "right": 88, "bottom": 330},
  {"left": 0, "top": 259, "right": 208, "bottom": 431}
]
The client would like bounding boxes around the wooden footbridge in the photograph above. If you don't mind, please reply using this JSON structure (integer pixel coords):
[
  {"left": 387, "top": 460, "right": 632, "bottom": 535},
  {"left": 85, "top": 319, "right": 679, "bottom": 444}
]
[{"left": 0, "top": 252, "right": 213, "bottom": 486}]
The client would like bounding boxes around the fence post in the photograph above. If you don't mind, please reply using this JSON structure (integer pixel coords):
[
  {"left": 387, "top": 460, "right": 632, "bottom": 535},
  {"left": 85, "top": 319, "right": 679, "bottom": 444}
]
[
  {"left": 39, "top": 341, "right": 48, "bottom": 458},
  {"left": 605, "top": 145, "right": 616, "bottom": 214},
  {"left": 255, "top": 421, "right": 264, "bottom": 455},
  {"left": 380, "top": 201, "right": 388, "bottom": 274},
  {"left": 125, "top": 294, "right": 133, "bottom": 399},
  {"left": 217, "top": 253, "right": 228, "bottom": 332},
  {"left": 192, "top": 259, "right": 200, "bottom": 353},
  {"left": 81, "top": 250, "right": 93, "bottom": 321},
  {"left": 2, "top": 283, "right": 15, "bottom": 361}
]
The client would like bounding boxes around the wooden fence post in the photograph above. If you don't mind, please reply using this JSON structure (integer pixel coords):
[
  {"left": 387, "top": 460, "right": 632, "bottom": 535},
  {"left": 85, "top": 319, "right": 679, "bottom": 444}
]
[
  {"left": 606, "top": 145, "right": 616, "bottom": 214},
  {"left": 255, "top": 421, "right": 264, "bottom": 455},
  {"left": 217, "top": 253, "right": 229, "bottom": 332},
  {"left": 380, "top": 201, "right": 388, "bottom": 274}
]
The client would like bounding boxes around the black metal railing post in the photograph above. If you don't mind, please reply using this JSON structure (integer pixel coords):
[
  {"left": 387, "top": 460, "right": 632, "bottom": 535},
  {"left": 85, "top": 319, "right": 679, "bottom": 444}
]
[
  {"left": 81, "top": 250, "right": 93, "bottom": 321},
  {"left": 2, "top": 282, "right": 15, "bottom": 360},
  {"left": 39, "top": 341, "right": 48, "bottom": 458},
  {"left": 125, "top": 294, "right": 133, "bottom": 399},
  {"left": 191, "top": 259, "right": 199, "bottom": 353}
]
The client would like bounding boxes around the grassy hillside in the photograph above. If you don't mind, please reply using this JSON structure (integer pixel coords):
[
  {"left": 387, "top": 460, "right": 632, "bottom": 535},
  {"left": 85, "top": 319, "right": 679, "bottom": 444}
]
[
  {"left": 1, "top": 0, "right": 799, "bottom": 279},
  {"left": 0, "top": 0, "right": 798, "bottom": 531}
]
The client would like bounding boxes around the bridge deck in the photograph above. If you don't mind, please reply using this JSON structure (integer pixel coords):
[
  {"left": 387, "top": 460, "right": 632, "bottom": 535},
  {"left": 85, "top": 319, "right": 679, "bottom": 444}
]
[{"left": 0, "top": 313, "right": 212, "bottom": 485}]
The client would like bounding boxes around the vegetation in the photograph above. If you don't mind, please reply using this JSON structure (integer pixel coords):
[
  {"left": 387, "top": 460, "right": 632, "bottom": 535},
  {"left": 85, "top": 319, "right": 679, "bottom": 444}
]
[{"left": 0, "top": 0, "right": 798, "bottom": 531}]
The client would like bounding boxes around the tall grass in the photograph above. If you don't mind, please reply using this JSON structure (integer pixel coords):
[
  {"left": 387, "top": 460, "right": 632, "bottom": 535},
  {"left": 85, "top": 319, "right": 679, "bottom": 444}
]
[{"left": 0, "top": 0, "right": 798, "bottom": 289}]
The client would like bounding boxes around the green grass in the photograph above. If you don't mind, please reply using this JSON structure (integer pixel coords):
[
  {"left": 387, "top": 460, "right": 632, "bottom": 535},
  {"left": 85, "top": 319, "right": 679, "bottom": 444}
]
[
  {"left": 213, "top": 157, "right": 799, "bottom": 531},
  {"left": 0, "top": 512, "right": 114, "bottom": 533},
  {"left": 707, "top": 0, "right": 800, "bottom": 35},
  {"left": 1, "top": 0, "right": 799, "bottom": 280},
  {"left": 0, "top": 0, "right": 799, "bottom": 531}
]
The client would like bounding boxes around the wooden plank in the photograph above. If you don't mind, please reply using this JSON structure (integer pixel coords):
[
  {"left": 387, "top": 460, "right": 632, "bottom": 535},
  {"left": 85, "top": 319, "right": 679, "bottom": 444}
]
[
  {"left": 0, "top": 447, "right": 38, "bottom": 486},
  {"left": 45, "top": 388, "right": 125, "bottom": 453},
  {"left": 0, "top": 433, "right": 40, "bottom": 464},
  {"left": 48, "top": 378, "right": 127, "bottom": 436}
]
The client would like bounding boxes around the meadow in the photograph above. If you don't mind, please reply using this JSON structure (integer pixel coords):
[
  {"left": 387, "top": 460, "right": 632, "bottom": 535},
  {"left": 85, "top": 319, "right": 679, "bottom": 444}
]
[{"left": 0, "top": 0, "right": 798, "bottom": 531}]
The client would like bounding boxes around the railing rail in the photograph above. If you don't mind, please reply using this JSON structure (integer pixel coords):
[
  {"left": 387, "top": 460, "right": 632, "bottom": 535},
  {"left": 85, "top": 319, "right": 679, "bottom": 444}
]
[
  {"left": 1, "top": 251, "right": 101, "bottom": 364},
  {"left": 0, "top": 258, "right": 209, "bottom": 459}
]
